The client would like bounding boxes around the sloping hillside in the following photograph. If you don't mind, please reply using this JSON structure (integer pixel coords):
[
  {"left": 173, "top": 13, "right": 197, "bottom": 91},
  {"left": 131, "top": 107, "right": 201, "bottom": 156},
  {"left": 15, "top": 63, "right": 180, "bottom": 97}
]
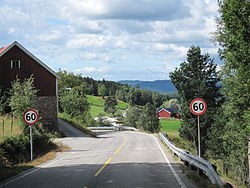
[{"left": 87, "top": 95, "right": 130, "bottom": 117}]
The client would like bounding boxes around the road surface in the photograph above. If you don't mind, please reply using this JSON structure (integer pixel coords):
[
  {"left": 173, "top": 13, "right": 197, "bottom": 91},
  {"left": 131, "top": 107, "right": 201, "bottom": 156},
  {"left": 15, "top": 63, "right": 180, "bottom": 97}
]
[{"left": 0, "top": 120, "right": 196, "bottom": 188}]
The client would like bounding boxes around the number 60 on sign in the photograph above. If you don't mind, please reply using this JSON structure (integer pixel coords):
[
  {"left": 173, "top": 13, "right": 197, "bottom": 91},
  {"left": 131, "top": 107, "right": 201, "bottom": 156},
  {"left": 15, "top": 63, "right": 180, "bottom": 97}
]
[
  {"left": 190, "top": 98, "right": 207, "bottom": 116},
  {"left": 23, "top": 109, "right": 39, "bottom": 125}
]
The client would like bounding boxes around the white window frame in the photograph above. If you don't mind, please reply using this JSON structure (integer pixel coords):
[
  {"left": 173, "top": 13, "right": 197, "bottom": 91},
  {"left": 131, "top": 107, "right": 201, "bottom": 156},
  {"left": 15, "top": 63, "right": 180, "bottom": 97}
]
[{"left": 11, "top": 60, "right": 21, "bottom": 68}]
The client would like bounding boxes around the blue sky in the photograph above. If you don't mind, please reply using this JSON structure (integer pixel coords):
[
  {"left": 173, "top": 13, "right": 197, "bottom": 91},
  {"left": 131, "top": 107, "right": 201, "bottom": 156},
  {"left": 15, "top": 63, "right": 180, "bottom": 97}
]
[{"left": 0, "top": 0, "right": 220, "bottom": 81}]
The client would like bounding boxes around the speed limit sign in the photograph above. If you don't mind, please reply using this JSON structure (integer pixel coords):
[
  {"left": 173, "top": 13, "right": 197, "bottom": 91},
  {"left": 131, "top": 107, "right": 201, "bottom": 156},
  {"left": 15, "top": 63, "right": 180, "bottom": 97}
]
[
  {"left": 23, "top": 109, "right": 39, "bottom": 125},
  {"left": 190, "top": 98, "right": 207, "bottom": 116}
]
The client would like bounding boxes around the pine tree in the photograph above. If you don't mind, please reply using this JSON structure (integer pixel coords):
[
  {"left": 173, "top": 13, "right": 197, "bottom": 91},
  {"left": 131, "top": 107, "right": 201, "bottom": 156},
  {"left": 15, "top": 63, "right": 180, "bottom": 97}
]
[
  {"left": 104, "top": 96, "right": 118, "bottom": 117},
  {"left": 170, "top": 46, "right": 222, "bottom": 156}
]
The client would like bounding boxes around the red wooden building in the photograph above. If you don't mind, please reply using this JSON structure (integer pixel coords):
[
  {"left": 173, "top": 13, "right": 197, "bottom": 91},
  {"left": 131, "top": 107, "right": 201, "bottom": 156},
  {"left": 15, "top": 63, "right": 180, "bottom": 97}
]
[
  {"left": 0, "top": 41, "right": 60, "bottom": 130},
  {"left": 157, "top": 108, "right": 180, "bottom": 119}
]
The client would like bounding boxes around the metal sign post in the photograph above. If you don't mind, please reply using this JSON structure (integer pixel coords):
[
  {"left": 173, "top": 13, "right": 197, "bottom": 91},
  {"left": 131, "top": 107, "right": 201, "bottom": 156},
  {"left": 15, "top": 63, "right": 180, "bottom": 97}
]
[
  {"left": 197, "top": 115, "right": 200, "bottom": 157},
  {"left": 23, "top": 109, "right": 39, "bottom": 161},
  {"left": 190, "top": 98, "right": 207, "bottom": 158},
  {"left": 29, "top": 125, "right": 33, "bottom": 161}
]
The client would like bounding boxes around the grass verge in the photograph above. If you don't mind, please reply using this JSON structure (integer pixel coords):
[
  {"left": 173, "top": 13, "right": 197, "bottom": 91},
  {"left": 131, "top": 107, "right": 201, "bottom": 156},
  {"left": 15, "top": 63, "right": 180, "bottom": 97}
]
[
  {"left": 181, "top": 165, "right": 220, "bottom": 188},
  {"left": 0, "top": 144, "right": 69, "bottom": 182},
  {"left": 160, "top": 119, "right": 196, "bottom": 154},
  {"left": 59, "top": 113, "right": 96, "bottom": 137}
]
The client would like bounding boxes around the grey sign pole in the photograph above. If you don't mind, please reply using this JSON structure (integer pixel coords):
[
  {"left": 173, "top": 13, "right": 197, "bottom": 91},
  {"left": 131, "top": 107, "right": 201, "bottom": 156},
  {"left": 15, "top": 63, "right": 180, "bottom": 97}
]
[
  {"left": 30, "top": 125, "right": 33, "bottom": 161},
  {"left": 197, "top": 115, "right": 201, "bottom": 157}
]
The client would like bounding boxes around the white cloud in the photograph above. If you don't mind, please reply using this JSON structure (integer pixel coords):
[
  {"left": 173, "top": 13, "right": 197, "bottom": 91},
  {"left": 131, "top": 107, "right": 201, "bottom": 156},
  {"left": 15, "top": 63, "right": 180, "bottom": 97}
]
[
  {"left": 0, "top": 0, "right": 220, "bottom": 81},
  {"left": 75, "top": 66, "right": 112, "bottom": 73},
  {"left": 66, "top": 34, "right": 107, "bottom": 49},
  {"left": 81, "top": 53, "right": 98, "bottom": 60}
]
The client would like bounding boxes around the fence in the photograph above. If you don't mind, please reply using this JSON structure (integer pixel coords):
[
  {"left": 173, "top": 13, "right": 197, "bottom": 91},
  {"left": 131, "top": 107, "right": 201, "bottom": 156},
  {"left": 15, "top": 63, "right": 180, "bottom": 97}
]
[
  {"left": 159, "top": 132, "right": 223, "bottom": 187},
  {"left": 0, "top": 116, "right": 21, "bottom": 142}
]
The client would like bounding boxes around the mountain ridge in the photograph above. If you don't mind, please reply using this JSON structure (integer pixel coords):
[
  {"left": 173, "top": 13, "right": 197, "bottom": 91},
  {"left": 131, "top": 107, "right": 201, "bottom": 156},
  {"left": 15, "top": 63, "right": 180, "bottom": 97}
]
[{"left": 118, "top": 80, "right": 177, "bottom": 93}]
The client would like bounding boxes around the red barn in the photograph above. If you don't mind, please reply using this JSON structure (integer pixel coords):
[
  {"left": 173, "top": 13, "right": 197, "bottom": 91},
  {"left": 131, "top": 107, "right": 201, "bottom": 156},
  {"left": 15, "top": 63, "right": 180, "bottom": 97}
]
[
  {"left": 0, "top": 41, "right": 60, "bottom": 130},
  {"left": 157, "top": 108, "right": 180, "bottom": 119}
]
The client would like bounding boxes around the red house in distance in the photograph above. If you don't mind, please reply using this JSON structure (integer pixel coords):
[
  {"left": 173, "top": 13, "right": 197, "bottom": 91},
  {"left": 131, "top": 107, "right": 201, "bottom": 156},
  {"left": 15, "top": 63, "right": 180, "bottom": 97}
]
[{"left": 157, "top": 108, "right": 180, "bottom": 119}]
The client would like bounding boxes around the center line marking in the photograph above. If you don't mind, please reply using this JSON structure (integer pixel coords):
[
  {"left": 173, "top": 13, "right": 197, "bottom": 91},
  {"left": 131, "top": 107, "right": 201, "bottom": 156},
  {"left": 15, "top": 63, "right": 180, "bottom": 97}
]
[
  {"left": 93, "top": 134, "right": 127, "bottom": 178},
  {"left": 94, "top": 157, "right": 112, "bottom": 177},
  {"left": 113, "top": 135, "right": 127, "bottom": 155}
]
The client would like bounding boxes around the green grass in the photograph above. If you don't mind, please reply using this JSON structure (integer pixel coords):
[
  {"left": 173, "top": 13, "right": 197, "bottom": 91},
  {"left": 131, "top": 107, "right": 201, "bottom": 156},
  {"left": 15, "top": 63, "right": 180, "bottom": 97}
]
[
  {"left": 86, "top": 95, "right": 130, "bottom": 117},
  {"left": 87, "top": 95, "right": 105, "bottom": 106},
  {"left": 160, "top": 119, "right": 181, "bottom": 132},
  {"left": 0, "top": 116, "right": 22, "bottom": 143},
  {"left": 90, "top": 106, "right": 108, "bottom": 117},
  {"left": 117, "top": 100, "right": 130, "bottom": 110},
  {"left": 160, "top": 119, "right": 196, "bottom": 154}
]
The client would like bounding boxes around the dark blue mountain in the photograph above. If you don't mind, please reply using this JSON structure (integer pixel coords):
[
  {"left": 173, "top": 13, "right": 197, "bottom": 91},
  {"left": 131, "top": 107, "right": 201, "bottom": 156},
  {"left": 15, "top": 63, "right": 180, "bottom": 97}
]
[{"left": 118, "top": 80, "right": 177, "bottom": 93}]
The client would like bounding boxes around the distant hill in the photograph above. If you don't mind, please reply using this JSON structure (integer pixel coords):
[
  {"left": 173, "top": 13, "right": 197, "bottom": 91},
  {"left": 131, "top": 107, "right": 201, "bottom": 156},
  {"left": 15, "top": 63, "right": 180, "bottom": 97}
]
[{"left": 118, "top": 80, "right": 177, "bottom": 93}]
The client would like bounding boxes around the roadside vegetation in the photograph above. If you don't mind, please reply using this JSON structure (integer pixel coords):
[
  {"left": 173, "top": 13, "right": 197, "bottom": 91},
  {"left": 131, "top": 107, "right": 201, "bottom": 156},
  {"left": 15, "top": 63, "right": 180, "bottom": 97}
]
[
  {"left": 160, "top": 119, "right": 196, "bottom": 154},
  {"left": 0, "top": 144, "right": 69, "bottom": 182}
]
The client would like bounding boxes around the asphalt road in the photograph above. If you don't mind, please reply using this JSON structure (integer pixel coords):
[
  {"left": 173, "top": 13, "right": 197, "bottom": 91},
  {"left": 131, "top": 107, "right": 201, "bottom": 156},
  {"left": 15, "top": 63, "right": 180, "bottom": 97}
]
[{"left": 0, "top": 120, "right": 196, "bottom": 188}]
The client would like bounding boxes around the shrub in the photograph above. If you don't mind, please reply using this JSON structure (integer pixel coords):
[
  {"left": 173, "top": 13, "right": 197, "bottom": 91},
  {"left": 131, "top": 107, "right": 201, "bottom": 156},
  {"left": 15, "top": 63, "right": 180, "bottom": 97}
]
[
  {"left": 0, "top": 135, "right": 29, "bottom": 164},
  {"left": 0, "top": 126, "right": 55, "bottom": 164}
]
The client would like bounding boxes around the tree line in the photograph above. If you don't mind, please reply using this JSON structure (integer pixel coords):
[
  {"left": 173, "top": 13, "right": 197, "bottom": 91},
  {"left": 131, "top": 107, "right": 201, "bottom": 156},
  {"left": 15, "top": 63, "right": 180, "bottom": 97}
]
[
  {"left": 57, "top": 70, "right": 168, "bottom": 132},
  {"left": 57, "top": 70, "right": 169, "bottom": 108}
]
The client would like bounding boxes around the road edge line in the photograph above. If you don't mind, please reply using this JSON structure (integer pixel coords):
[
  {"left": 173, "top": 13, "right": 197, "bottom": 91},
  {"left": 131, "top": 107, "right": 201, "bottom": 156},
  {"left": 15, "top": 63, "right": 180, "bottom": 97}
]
[
  {"left": 153, "top": 135, "right": 187, "bottom": 188},
  {"left": 0, "top": 152, "right": 76, "bottom": 187}
]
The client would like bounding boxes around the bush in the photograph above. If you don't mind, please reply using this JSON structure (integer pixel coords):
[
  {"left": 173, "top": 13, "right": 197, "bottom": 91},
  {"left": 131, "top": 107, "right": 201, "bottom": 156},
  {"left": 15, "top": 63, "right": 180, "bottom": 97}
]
[
  {"left": 0, "top": 135, "right": 29, "bottom": 164},
  {"left": 0, "top": 127, "right": 55, "bottom": 165}
]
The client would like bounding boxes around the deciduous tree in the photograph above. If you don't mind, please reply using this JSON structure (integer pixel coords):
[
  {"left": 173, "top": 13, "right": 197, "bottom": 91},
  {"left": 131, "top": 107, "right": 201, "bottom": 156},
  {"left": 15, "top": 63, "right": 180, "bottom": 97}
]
[{"left": 213, "top": 0, "right": 250, "bottom": 183}]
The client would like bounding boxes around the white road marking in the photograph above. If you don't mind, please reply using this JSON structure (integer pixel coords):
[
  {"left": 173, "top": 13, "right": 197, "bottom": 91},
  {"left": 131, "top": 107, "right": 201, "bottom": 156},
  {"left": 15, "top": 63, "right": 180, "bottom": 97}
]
[
  {"left": 152, "top": 135, "right": 187, "bottom": 188},
  {"left": 123, "top": 131, "right": 187, "bottom": 188},
  {"left": 0, "top": 152, "right": 76, "bottom": 187}
]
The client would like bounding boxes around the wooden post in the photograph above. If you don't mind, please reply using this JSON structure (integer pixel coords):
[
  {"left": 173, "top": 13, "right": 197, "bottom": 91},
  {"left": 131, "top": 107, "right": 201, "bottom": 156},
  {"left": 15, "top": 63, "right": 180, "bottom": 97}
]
[
  {"left": 11, "top": 115, "right": 14, "bottom": 133},
  {"left": 2, "top": 119, "right": 4, "bottom": 137}
]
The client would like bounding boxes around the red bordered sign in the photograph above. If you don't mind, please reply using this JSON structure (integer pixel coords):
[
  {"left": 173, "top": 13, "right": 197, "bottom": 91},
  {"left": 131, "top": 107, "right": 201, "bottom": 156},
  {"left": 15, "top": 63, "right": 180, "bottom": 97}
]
[
  {"left": 189, "top": 98, "right": 207, "bottom": 116},
  {"left": 23, "top": 109, "right": 39, "bottom": 125}
]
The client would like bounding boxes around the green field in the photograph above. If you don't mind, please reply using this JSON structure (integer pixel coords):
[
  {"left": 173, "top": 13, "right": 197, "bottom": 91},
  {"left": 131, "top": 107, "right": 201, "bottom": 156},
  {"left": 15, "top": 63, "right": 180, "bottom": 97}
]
[
  {"left": 87, "top": 95, "right": 105, "bottom": 107},
  {"left": 160, "top": 119, "right": 181, "bottom": 132},
  {"left": 87, "top": 95, "right": 130, "bottom": 117}
]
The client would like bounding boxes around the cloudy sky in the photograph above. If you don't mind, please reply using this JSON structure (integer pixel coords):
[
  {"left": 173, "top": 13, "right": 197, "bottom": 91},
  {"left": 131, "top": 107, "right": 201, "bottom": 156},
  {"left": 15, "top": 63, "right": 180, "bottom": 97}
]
[{"left": 0, "top": 0, "right": 220, "bottom": 81}]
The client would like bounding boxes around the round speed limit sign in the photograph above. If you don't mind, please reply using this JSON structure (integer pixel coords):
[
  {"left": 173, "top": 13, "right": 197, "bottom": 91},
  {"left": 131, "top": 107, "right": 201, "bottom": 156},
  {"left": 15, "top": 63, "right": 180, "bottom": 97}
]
[
  {"left": 23, "top": 109, "right": 39, "bottom": 125},
  {"left": 190, "top": 98, "right": 207, "bottom": 116}
]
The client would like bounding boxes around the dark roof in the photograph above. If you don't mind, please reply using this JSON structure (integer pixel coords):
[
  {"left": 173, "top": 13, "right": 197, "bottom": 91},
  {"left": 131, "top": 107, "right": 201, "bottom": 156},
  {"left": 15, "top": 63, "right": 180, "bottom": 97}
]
[{"left": 157, "top": 108, "right": 179, "bottom": 114}]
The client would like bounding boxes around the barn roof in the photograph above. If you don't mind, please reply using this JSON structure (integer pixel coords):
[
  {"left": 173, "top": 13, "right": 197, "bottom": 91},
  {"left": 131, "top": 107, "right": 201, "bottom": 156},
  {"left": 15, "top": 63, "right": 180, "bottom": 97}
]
[
  {"left": 0, "top": 41, "right": 60, "bottom": 79},
  {"left": 157, "top": 108, "right": 179, "bottom": 114}
]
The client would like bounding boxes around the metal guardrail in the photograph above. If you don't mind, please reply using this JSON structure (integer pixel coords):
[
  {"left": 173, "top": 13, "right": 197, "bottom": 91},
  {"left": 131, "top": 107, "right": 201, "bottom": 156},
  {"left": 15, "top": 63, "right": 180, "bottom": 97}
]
[
  {"left": 159, "top": 132, "right": 223, "bottom": 187},
  {"left": 87, "top": 126, "right": 137, "bottom": 131}
]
